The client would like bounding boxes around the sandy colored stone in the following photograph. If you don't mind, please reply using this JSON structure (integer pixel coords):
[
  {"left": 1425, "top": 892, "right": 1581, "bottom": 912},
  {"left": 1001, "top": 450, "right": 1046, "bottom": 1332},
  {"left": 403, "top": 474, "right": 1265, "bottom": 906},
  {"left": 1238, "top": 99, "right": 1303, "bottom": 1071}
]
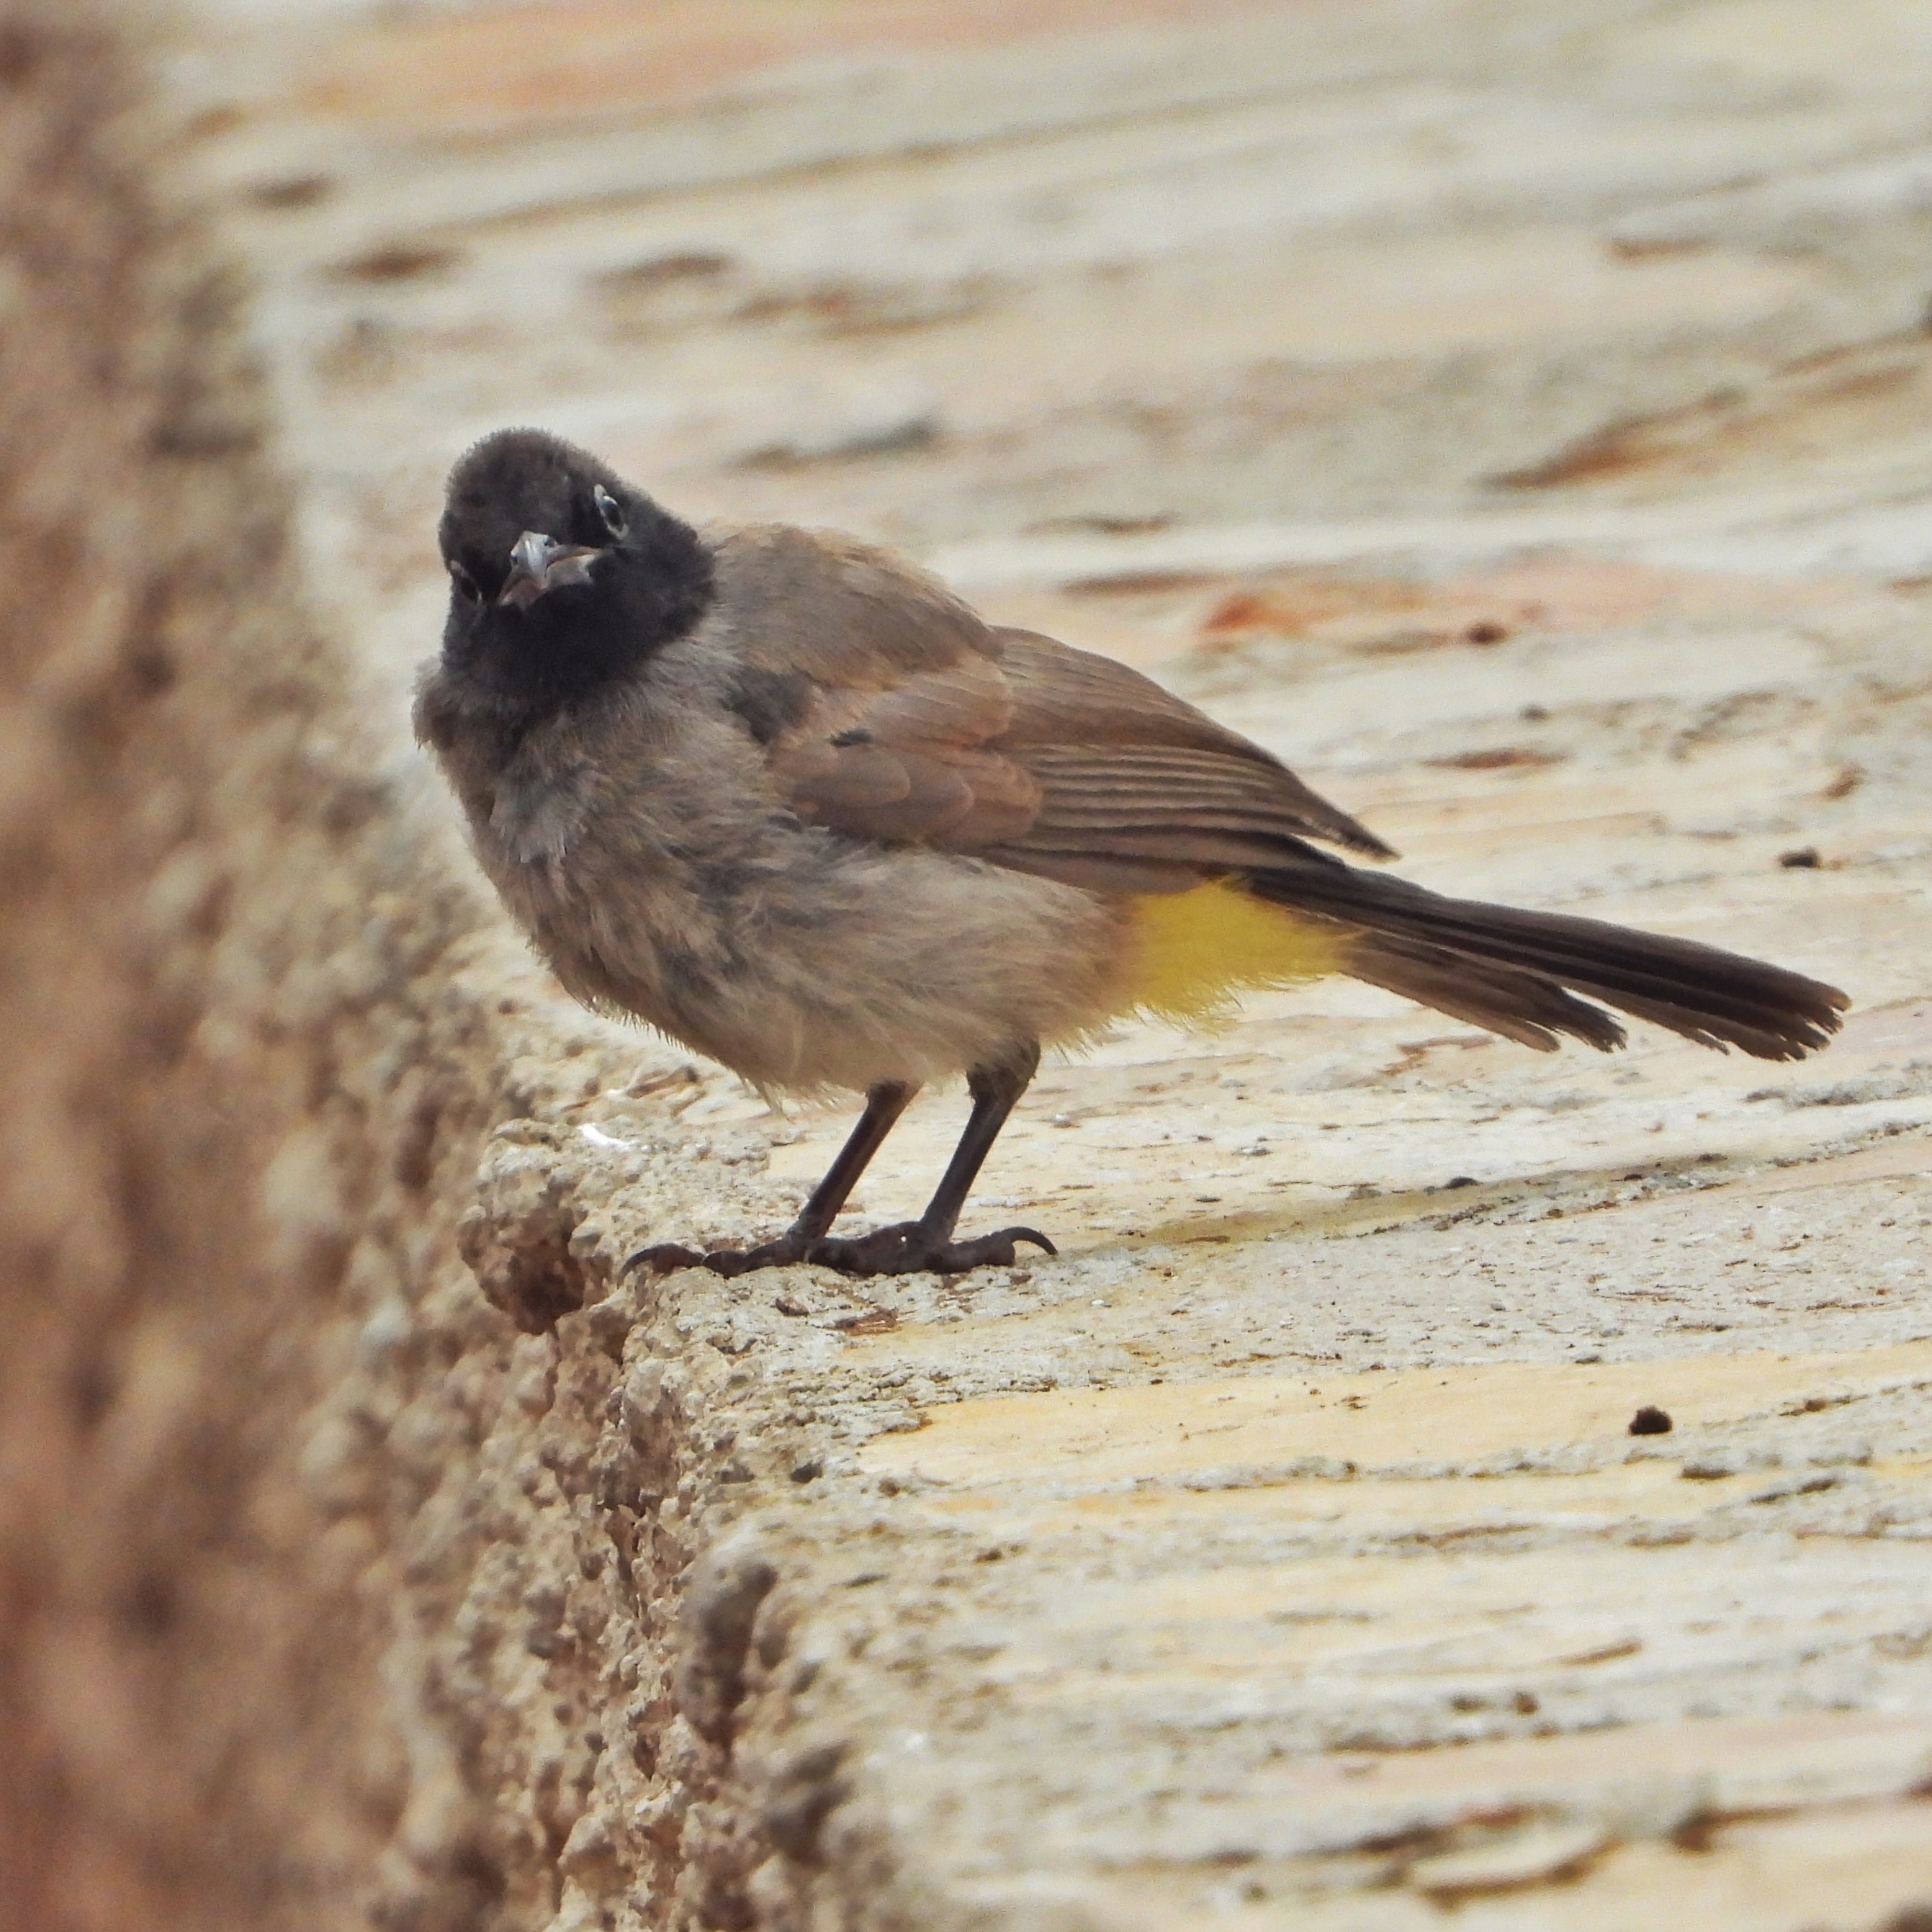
[{"left": 8, "top": 1, "right": 1932, "bottom": 1928}]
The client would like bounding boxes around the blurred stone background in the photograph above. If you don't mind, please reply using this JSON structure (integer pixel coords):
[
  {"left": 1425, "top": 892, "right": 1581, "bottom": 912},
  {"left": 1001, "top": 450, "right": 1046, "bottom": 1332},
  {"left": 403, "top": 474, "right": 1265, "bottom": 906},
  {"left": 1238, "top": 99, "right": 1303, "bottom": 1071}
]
[{"left": 3, "top": 1, "right": 1931, "bottom": 1928}]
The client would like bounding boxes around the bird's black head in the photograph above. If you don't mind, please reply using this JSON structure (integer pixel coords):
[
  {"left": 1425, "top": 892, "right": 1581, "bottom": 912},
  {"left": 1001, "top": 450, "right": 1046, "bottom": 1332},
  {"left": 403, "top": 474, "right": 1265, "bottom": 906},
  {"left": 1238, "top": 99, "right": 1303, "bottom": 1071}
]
[{"left": 437, "top": 428, "right": 714, "bottom": 717}]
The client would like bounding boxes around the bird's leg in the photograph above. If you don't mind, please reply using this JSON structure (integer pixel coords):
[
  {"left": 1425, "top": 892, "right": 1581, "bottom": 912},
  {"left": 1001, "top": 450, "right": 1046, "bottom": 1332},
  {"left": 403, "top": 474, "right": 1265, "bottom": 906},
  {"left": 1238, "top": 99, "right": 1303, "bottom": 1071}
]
[
  {"left": 626, "top": 1080, "right": 917, "bottom": 1277},
  {"left": 805, "top": 1043, "right": 1056, "bottom": 1277}
]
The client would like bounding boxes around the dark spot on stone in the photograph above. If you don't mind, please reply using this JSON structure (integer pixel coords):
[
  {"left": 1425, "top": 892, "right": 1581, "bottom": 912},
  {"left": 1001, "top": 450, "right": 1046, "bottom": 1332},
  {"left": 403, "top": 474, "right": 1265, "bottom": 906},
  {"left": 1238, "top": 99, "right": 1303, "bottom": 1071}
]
[
  {"left": 1079, "top": 567, "right": 1225, "bottom": 598},
  {"left": 1032, "top": 512, "right": 1176, "bottom": 536},
  {"left": 250, "top": 174, "right": 334, "bottom": 210},
  {"left": 69, "top": 1354, "right": 117, "bottom": 1429},
  {"left": 597, "top": 250, "right": 734, "bottom": 292},
  {"left": 1511, "top": 1690, "right": 1539, "bottom": 1714},
  {"left": 1426, "top": 745, "right": 1565, "bottom": 770},
  {"left": 1630, "top": 1406, "right": 1673, "bottom": 1435},
  {"left": 789, "top": 1457, "right": 823, "bottom": 1483},
  {"left": 1778, "top": 846, "right": 1821, "bottom": 869},
  {"left": 126, "top": 1570, "right": 179, "bottom": 1638},
  {"left": 774, "top": 1293, "right": 809, "bottom": 1317},
  {"left": 0, "top": 22, "right": 40, "bottom": 86},
  {"left": 761, "top": 1740, "right": 850, "bottom": 1863},
  {"left": 448, "top": 1839, "right": 508, "bottom": 1908},
  {"left": 331, "top": 242, "right": 462, "bottom": 283},
  {"left": 1519, "top": 702, "right": 1550, "bottom": 721},
  {"left": 1444, "top": 1174, "right": 1477, "bottom": 1190},
  {"left": 394, "top": 1088, "right": 444, "bottom": 1191},
  {"left": 150, "top": 408, "right": 262, "bottom": 460},
  {"left": 125, "top": 641, "right": 176, "bottom": 696},
  {"left": 1465, "top": 620, "right": 1509, "bottom": 644}
]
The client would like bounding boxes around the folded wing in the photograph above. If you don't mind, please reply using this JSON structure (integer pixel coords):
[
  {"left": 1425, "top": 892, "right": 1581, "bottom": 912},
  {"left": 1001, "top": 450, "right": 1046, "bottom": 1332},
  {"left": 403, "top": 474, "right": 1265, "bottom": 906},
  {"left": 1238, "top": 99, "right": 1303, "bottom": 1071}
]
[{"left": 745, "top": 542, "right": 1846, "bottom": 1063}]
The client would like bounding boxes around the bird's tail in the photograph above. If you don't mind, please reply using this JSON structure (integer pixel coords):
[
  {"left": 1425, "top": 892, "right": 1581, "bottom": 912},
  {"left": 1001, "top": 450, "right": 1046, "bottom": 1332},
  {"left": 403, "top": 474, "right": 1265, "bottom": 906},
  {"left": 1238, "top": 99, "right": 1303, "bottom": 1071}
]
[{"left": 1244, "top": 866, "right": 1846, "bottom": 1061}]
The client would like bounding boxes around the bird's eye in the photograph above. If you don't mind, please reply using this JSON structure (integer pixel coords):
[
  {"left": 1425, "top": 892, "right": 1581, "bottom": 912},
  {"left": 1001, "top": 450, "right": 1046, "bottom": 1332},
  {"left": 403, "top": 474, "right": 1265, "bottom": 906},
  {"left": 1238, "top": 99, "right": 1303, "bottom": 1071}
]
[
  {"left": 593, "top": 485, "right": 628, "bottom": 540},
  {"left": 447, "top": 557, "right": 480, "bottom": 601}
]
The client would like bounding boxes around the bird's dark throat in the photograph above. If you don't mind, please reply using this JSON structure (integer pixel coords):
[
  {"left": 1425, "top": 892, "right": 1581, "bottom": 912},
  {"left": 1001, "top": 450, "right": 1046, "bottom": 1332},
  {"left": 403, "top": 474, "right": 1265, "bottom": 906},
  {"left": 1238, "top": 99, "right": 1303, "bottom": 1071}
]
[{"left": 444, "top": 504, "right": 714, "bottom": 723}]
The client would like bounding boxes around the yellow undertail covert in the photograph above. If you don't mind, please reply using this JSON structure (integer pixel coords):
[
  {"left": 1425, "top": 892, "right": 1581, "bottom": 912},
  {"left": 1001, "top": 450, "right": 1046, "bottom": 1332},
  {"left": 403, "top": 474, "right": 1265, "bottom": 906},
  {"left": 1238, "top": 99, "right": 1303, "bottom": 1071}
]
[{"left": 1123, "top": 879, "right": 1347, "bottom": 1029}]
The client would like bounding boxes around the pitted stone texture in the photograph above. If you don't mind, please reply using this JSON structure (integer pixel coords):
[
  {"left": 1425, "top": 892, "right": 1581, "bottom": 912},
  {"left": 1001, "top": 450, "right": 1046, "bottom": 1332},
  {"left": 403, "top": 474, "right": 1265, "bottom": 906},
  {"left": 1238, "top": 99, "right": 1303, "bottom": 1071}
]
[{"left": 20, "top": 1, "right": 1932, "bottom": 1929}]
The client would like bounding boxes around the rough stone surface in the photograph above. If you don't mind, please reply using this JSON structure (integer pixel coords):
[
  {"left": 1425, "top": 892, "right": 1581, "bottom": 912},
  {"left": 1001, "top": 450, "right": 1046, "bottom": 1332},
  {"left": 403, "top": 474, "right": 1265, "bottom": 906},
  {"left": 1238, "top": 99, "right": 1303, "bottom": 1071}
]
[
  {"left": 6, "top": 1, "right": 1932, "bottom": 1928},
  {"left": 0, "top": 8, "right": 503, "bottom": 1925}
]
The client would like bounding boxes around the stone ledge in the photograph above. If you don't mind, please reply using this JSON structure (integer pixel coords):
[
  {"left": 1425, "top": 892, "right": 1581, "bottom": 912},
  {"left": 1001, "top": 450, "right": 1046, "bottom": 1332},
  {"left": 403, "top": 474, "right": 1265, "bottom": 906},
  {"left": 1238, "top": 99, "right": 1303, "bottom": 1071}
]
[{"left": 8, "top": 4, "right": 1932, "bottom": 1930}]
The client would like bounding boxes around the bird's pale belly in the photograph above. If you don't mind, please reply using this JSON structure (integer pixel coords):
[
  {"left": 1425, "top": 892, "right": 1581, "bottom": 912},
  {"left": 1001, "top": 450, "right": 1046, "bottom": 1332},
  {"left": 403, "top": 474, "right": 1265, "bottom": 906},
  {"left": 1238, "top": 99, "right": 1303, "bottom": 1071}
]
[{"left": 505, "top": 832, "right": 1138, "bottom": 1094}]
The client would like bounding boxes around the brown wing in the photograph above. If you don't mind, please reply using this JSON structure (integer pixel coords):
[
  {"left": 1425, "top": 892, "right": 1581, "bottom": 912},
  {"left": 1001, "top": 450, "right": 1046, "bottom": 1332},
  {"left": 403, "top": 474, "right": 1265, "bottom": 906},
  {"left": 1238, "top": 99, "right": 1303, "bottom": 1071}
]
[
  {"left": 735, "top": 534, "right": 1392, "bottom": 884},
  {"left": 991, "top": 630, "right": 1393, "bottom": 861},
  {"left": 769, "top": 653, "right": 1043, "bottom": 847}
]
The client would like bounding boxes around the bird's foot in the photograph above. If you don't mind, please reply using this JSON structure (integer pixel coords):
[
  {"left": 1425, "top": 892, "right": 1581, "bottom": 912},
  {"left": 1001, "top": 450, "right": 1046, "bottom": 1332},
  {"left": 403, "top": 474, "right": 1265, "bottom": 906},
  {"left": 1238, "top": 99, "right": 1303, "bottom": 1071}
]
[
  {"left": 626, "top": 1221, "right": 1056, "bottom": 1280},
  {"left": 804, "top": 1220, "right": 1056, "bottom": 1277},
  {"left": 624, "top": 1230, "right": 817, "bottom": 1278}
]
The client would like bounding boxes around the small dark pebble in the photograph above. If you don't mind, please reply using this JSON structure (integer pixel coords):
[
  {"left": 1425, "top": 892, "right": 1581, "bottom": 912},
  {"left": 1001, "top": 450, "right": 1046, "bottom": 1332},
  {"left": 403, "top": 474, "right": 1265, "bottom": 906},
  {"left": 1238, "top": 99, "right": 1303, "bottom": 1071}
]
[
  {"left": 1630, "top": 1406, "right": 1673, "bottom": 1436},
  {"left": 773, "top": 1293, "right": 809, "bottom": 1317},
  {"left": 331, "top": 241, "right": 462, "bottom": 282},
  {"left": 251, "top": 173, "right": 334, "bottom": 210},
  {"left": 1444, "top": 1174, "right": 1478, "bottom": 1190},
  {"left": 1519, "top": 701, "right": 1550, "bottom": 721},
  {"left": 1778, "top": 846, "right": 1821, "bottom": 869},
  {"left": 1466, "top": 620, "right": 1510, "bottom": 644},
  {"left": 789, "top": 1458, "right": 823, "bottom": 1484}
]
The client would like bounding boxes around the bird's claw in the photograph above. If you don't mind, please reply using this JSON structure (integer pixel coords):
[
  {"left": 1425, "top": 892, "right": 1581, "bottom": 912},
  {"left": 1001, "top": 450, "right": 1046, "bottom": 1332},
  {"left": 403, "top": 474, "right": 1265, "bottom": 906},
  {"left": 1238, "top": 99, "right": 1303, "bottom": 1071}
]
[
  {"left": 623, "top": 1223, "right": 1056, "bottom": 1280},
  {"left": 623, "top": 1241, "right": 706, "bottom": 1275},
  {"left": 623, "top": 1233, "right": 812, "bottom": 1277},
  {"left": 806, "top": 1221, "right": 1056, "bottom": 1277}
]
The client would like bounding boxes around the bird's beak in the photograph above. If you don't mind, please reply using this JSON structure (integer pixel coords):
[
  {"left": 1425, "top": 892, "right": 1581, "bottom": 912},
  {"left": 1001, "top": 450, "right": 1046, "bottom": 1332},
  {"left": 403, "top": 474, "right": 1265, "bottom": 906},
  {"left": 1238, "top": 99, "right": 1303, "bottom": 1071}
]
[{"left": 498, "top": 529, "right": 601, "bottom": 609}]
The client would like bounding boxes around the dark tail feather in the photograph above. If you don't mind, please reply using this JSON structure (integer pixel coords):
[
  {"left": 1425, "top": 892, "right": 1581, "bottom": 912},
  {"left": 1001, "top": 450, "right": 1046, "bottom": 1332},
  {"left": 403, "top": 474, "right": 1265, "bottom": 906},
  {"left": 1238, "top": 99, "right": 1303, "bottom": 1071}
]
[{"left": 1246, "top": 866, "right": 1846, "bottom": 1062}]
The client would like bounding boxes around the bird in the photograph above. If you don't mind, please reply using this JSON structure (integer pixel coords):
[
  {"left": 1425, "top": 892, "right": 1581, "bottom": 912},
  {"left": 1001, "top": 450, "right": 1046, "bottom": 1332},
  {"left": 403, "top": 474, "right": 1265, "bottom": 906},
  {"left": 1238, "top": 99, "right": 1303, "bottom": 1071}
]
[{"left": 415, "top": 427, "right": 1847, "bottom": 1278}]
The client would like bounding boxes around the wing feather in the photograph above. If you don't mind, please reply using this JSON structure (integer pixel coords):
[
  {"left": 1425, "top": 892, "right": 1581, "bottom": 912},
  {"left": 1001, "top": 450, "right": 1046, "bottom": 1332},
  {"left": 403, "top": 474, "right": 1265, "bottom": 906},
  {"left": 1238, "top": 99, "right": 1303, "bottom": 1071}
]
[{"left": 732, "top": 536, "right": 1394, "bottom": 883}]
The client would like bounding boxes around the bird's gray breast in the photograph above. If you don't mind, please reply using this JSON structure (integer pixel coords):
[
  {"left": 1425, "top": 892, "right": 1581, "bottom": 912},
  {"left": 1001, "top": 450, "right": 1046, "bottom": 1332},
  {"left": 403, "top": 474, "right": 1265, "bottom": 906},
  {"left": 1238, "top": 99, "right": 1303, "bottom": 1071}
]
[{"left": 488, "top": 755, "right": 595, "bottom": 867}]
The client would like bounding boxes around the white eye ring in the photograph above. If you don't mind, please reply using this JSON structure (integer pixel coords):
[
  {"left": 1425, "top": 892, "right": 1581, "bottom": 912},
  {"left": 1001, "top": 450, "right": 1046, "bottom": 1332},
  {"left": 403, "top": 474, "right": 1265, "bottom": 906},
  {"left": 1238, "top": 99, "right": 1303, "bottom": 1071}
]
[
  {"left": 593, "top": 485, "right": 628, "bottom": 539},
  {"left": 447, "top": 557, "right": 480, "bottom": 601}
]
